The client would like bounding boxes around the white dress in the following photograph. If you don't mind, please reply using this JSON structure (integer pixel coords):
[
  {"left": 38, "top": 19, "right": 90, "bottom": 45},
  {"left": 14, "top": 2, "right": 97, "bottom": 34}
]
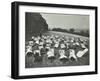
[
  {"left": 59, "top": 50, "right": 67, "bottom": 59},
  {"left": 26, "top": 45, "right": 33, "bottom": 55},
  {"left": 34, "top": 50, "right": 41, "bottom": 56},
  {"left": 47, "top": 48, "right": 54, "bottom": 58},
  {"left": 69, "top": 49, "right": 77, "bottom": 61},
  {"left": 54, "top": 43, "right": 59, "bottom": 48},
  {"left": 60, "top": 44, "right": 66, "bottom": 49},
  {"left": 81, "top": 43, "right": 86, "bottom": 48},
  {"left": 38, "top": 45, "right": 43, "bottom": 50},
  {"left": 39, "top": 42, "right": 43, "bottom": 50},
  {"left": 28, "top": 41, "right": 34, "bottom": 46}
]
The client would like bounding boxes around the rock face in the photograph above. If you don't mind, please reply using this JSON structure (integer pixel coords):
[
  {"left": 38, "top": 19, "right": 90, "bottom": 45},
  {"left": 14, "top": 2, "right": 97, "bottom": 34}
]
[{"left": 25, "top": 12, "right": 48, "bottom": 41}]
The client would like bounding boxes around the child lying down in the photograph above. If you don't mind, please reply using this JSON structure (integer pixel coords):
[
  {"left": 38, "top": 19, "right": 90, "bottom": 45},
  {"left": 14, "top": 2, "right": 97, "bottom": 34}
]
[
  {"left": 47, "top": 48, "right": 55, "bottom": 63},
  {"left": 59, "top": 49, "right": 68, "bottom": 63},
  {"left": 69, "top": 49, "right": 77, "bottom": 61}
]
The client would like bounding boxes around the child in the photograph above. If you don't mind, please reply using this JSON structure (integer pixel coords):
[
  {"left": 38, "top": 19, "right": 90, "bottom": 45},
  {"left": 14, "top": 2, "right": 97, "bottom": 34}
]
[
  {"left": 59, "top": 49, "right": 68, "bottom": 63},
  {"left": 66, "top": 42, "right": 70, "bottom": 50},
  {"left": 40, "top": 44, "right": 48, "bottom": 56},
  {"left": 38, "top": 40, "right": 43, "bottom": 50},
  {"left": 28, "top": 41, "right": 34, "bottom": 46},
  {"left": 26, "top": 45, "right": 33, "bottom": 56},
  {"left": 54, "top": 42, "right": 59, "bottom": 48},
  {"left": 33, "top": 48, "right": 42, "bottom": 63},
  {"left": 69, "top": 49, "right": 77, "bottom": 61},
  {"left": 76, "top": 43, "right": 88, "bottom": 58},
  {"left": 60, "top": 43, "right": 66, "bottom": 49},
  {"left": 47, "top": 47, "right": 55, "bottom": 63}
]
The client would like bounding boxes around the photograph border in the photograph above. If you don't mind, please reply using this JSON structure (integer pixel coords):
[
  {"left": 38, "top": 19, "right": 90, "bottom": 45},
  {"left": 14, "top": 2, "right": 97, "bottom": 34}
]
[{"left": 11, "top": 1, "right": 98, "bottom": 79}]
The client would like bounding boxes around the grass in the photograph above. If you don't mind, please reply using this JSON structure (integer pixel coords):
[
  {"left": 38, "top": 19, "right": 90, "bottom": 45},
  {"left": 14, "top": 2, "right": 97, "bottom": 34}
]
[{"left": 25, "top": 31, "right": 89, "bottom": 68}]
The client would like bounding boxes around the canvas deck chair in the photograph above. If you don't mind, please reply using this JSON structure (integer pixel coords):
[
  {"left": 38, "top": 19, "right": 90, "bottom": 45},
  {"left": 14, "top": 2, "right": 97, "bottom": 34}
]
[
  {"left": 69, "top": 49, "right": 77, "bottom": 61},
  {"left": 47, "top": 48, "right": 55, "bottom": 63},
  {"left": 76, "top": 48, "right": 88, "bottom": 58},
  {"left": 59, "top": 49, "right": 68, "bottom": 63},
  {"left": 33, "top": 50, "right": 42, "bottom": 63},
  {"left": 26, "top": 45, "right": 33, "bottom": 56}
]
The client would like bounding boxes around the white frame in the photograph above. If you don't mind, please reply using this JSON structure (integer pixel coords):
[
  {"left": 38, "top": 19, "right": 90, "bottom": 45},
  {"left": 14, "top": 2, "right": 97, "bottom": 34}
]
[{"left": 19, "top": 5, "right": 95, "bottom": 76}]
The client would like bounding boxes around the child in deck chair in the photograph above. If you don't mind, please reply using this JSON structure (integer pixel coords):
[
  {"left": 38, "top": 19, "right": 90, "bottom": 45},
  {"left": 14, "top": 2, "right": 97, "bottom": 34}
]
[
  {"left": 76, "top": 43, "right": 88, "bottom": 58},
  {"left": 28, "top": 40, "right": 34, "bottom": 46},
  {"left": 69, "top": 49, "right": 77, "bottom": 61},
  {"left": 47, "top": 47, "right": 55, "bottom": 63},
  {"left": 38, "top": 40, "right": 44, "bottom": 50},
  {"left": 26, "top": 45, "right": 33, "bottom": 56},
  {"left": 33, "top": 48, "right": 42, "bottom": 63},
  {"left": 60, "top": 43, "right": 66, "bottom": 49},
  {"left": 54, "top": 42, "right": 59, "bottom": 48},
  {"left": 26, "top": 40, "right": 34, "bottom": 56},
  {"left": 40, "top": 44, "right": 48, "bottom": 56},
  {"left": 59, "top": 49, "right": 68, "bottom": 63}
]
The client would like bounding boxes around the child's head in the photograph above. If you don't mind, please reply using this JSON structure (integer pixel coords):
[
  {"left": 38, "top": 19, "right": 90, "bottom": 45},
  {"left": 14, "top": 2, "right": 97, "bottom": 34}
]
[{"left": 28, "top": 41, "right": 34, "bottom": 46}]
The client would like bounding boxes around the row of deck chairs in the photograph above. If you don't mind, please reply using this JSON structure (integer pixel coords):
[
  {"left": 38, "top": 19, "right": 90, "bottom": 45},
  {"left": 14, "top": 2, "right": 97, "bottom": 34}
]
[{"left": 26, "top": 34, "right": 89, "bottom": 64}]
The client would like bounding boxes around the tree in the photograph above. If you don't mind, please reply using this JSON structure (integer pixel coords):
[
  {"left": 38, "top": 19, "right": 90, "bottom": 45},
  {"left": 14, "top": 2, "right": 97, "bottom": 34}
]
[
  {"left": 25, "top": 13, "right": 48, "bottom": 41},
  {"left": 69, "top": 28, "right": 75, "bottom": 33}
]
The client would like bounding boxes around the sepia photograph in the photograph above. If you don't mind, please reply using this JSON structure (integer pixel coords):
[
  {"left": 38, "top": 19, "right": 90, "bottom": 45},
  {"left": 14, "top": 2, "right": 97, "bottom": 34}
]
[{"left": 25, "top": 12, "right": 90, "bottom": 68}]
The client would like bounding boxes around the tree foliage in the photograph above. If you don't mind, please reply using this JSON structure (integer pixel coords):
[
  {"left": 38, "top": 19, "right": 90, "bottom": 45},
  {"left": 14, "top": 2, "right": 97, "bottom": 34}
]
[{"left": 52, "top": 28, "right": 89, "bottom": 37}]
